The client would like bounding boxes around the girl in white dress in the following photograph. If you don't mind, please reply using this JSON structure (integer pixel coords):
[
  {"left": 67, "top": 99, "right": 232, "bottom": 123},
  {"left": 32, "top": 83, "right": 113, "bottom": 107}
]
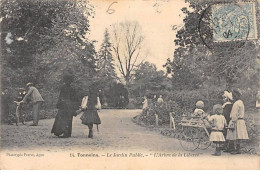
[
  {"left": 226, "top": 89, "right": 249, "bottom": 154},
  {"left": 206, "top": 104, "right": 227, "bottom": 156}
]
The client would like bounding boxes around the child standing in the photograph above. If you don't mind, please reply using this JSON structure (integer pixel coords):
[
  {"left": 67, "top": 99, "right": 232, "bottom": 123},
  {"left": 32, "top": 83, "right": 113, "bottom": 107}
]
[
  {"left": 207, "top": 104, "right": 227, "bottom": 156},
  {"left": 226, "top": 88, "right": 248, "bottom": 154},
  {"left": 80, "top": 83, "right": 101, "bottom": 138}
]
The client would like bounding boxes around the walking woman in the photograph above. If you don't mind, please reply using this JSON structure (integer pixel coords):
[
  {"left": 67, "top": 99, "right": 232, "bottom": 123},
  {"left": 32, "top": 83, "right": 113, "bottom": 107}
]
[
  {"left": 51, "top": 75, "right": 78, "bottom": 138},
  {"left": 80, "top": 83, "right": 101, "bottom": 138},
  {"left": 226, "top": 88, "right": 249, "bottom": 154}
]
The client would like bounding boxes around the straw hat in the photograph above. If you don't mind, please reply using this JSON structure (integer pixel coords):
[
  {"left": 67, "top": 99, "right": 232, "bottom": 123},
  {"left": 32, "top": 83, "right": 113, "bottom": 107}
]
[{"left": 223, "top": 91, "right": 233, "bottom": 100}]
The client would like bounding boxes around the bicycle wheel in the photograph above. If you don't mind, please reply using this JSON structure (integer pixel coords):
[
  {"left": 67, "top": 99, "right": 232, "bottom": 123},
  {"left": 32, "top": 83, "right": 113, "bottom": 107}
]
[
  {"left": 192, "top": 128, "right": 211, "bottom": 150},
  {"left": 178, "top": 127, "right": 200, "bottom": 151}
]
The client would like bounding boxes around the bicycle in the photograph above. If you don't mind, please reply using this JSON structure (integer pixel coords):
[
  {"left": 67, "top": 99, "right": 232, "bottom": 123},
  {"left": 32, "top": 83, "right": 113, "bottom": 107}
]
[{"left": 14, "top": 101, "right": 26, "bottom": 126}]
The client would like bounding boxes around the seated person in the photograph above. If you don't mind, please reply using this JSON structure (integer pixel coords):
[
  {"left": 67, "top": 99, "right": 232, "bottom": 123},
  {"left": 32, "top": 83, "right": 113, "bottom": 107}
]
[
  {"left": 193, "top": 101, "right": 206, "bottom": 118},
  {"left": 193, "top": 100, "right": 211, "bottom": 128}
]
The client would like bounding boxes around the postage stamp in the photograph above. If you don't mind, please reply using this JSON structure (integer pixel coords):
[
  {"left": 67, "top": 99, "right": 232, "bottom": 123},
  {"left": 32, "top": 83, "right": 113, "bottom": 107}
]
[{"left": 212, "top": 2, "right": 258, "bottom": 42}]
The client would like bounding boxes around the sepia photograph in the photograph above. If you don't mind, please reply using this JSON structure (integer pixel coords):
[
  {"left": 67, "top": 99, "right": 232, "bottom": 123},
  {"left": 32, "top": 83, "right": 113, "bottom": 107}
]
[{"left": 0, "top": 0, "right": 259, "bottom": 170}]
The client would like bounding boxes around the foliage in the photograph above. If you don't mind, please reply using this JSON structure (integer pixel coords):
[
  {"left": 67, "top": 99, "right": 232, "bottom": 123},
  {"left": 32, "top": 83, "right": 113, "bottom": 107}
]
[
  {"left": 135, "top": 86, "right": 258, "bottom": 127},
  {"left": 164, "top": 0, "right": 260, "bottom": 89},
  {"left": 1, "top": 0, "right": 96, "bottom": 113},
  {"left": 103, "top": 82, "right": 129, "bottom": 108},
  {"left": 130, "top": 61, "right": 172, "bottom": 97},
  {"left": 0, "top": 0, "right": 94, "bottom": 69},
  {"left": 136, "top": 101, "right": 183, "bottom": 126},
  {"left": 96, "top": 28, "right": 117, "bottom": 91},
  {"left": 36, "top": 40, "right": 96, "bottom": 92}
]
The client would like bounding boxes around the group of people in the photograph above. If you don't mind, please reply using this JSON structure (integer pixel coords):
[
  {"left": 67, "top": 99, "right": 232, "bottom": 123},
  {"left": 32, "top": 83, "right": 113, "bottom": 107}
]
[
  {"left": 192, "top": 89, "right": 249, "bottom": 156},
  {"left": 1, "top": 74, "right": 102, "bottom": 139},
  {"left": 0, "top": 79, "right": 257, "bottom": 154},
  {"left": 142, "top": 94, "right": 164, "bottom": 110},
  {"left": 50, "top": 75, "right": 101, "bottom": 138}
]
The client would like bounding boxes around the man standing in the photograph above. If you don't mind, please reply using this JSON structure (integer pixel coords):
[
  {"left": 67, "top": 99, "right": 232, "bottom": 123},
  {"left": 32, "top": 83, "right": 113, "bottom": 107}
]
[
  {"left": 157, "top": 95, "right": 164, "bottom": 104},
  {"left": 142, "top": 96, "right": 148, "bottom": 110},
  {"left": 21, "top": 83, "right": 44, "bottom": 126}
]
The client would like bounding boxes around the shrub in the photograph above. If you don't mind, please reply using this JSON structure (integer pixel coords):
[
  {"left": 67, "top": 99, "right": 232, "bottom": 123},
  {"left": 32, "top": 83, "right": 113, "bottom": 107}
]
[{"left": 137, "top": 101, "right": 183, "bottom": 126}]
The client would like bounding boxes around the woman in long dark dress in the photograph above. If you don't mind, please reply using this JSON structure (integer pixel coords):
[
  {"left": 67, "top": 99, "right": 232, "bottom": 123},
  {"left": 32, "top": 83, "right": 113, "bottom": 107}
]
[
  {"left": 80, "top": 84, "right": 101, "bottom": 138},
  {"left": 51, "top": 75, "right": 78, "bottom": 138}
]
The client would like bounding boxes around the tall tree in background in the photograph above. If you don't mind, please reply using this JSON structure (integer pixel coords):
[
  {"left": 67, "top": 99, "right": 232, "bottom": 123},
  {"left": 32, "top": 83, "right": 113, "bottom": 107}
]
[
  {"left": 111, "top": 21, "right": 144, "bottom": 88},
  {"left": 97, "top": 29, "right": 117, "bottom": 86},
  {"left": 131, "top": 61, "right": 171, "bottom": 97},
  {"left": 0, "top": 0, "right": 96, "bottom": 107},
  {"left": 0, "top": 0, "right": 94, "bottom": 69},
  {"left": 0, "top": 0, "right": 95, "bottom": 82}
]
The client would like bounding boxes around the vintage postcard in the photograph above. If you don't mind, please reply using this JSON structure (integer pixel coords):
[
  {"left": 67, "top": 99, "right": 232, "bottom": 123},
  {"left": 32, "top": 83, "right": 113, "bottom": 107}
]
[{"left": 0, "top": 0, "right": 259, "bottom": 170}]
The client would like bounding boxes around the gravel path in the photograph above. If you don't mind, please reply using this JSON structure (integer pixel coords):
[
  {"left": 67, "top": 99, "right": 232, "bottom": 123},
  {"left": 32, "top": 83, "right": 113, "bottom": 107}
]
[
  {"left": 1, "top": 109, "right": 258, "bottom": 169},
  {"left": 1, "top": 109, "right": 189, "bottom": 152}
]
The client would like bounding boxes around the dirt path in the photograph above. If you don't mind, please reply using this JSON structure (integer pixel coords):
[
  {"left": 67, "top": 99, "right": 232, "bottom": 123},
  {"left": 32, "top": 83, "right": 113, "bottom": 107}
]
[
  {"left": 1, "top": 109, "right": 188, "bottom": 152},
  {"left": 1, "top": 109, "right": 258, "bottom": 170},
  {"left": 0, "top": 109, "right": 234, "bottom": 155}
]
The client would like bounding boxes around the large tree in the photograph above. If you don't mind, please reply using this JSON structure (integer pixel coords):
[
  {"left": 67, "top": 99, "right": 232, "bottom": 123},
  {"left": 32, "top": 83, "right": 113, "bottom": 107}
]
[
  {"left": 0, "top": 0, "right": 94, "bottom": 69},
  {"left": 111, "top": 21, "right": 144, "bottom": 88},
  {"left": 96, "top": 29, "right": 117, "bottom": 86},
  {"left": 131, "top": 61, "right": 171, "bottom": 97},
  {"left": 0, "top": 0, "right": 96, "bottom": 104}
]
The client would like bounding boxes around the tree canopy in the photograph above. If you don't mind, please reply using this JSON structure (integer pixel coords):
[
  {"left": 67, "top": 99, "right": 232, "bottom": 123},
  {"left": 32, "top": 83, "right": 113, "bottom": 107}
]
[
  {"left": 1, "top": 0, "right": 96, "bottom": 97},
  {"left": 1, "top": 0, "right": 94, "bottom": 68},
  {"left": 111, "top": 21, "right": 145, "bottom": 87},
  {"left": 131, "top": 61, "right": 171, "bottom": 97},
  {"left": 96, "top": 29, "right": 117, "bottom": 88},
  {"left": 165, "top": 0, "right": 260, "bottom": 90}
]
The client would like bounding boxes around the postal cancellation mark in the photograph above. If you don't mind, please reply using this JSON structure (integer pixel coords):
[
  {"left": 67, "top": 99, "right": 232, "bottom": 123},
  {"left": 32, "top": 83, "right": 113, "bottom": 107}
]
[{"left": 212, "top": 2, "right": 257, "bottom": 42}]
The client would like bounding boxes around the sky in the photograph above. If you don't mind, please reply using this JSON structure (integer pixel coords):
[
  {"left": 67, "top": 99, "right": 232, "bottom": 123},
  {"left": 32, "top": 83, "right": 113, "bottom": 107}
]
[{"left": 88, "top": 0, "right": 189, "bottom": 71}]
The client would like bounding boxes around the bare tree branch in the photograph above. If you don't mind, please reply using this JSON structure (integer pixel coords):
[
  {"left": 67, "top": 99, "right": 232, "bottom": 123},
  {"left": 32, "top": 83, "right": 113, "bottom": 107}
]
[{"left": 111, "top": 21, "right": 144, "bottom": 86}]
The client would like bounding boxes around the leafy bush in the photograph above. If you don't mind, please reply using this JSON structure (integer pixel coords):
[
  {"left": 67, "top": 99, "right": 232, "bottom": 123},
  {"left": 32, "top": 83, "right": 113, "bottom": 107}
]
[
  {"left": 136, "top": 101, "right": 183, "bottom": 126},
  {"left": 126, "top": 97, "right": 143, "bottom": 109}
]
